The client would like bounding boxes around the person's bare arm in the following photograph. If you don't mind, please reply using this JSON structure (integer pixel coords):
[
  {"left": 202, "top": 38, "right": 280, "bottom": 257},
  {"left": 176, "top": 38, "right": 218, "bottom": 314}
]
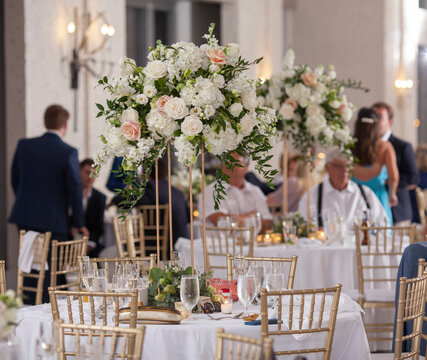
[{"left": 382, "top": 141, "right": 399, "bottom": 206}]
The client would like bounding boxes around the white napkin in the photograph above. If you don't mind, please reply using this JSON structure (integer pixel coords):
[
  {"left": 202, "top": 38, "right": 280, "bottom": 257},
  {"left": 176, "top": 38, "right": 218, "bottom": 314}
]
[{"left": 18, "top": 231, "right": 49, "bottom": 273}]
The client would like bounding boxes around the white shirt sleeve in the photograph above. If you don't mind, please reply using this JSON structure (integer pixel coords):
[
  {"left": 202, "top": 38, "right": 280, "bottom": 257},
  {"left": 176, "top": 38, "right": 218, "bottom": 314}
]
[
  {"left": 361, "top": 185, "right": 390, "bottom": 226},
  {"left": 250, "top": 185, "right": 273, "bottom": 220}
]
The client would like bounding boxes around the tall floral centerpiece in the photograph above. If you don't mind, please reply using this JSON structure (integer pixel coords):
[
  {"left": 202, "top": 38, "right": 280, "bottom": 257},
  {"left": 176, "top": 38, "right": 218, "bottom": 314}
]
[
  {"left": 259, "top": 49, "right": 364, "bottom": 228},
  {"left": 95, "top": 24, "right": 281, "bottom": 271},
  {"left": 0, "top": 290, "right": 22, "bottom": 340}
]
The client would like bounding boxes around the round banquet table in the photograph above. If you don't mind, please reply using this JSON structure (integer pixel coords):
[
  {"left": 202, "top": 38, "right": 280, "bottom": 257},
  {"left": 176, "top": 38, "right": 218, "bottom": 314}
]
[{"left": 15, "top": 295, "right": 370, "bottom": 360}]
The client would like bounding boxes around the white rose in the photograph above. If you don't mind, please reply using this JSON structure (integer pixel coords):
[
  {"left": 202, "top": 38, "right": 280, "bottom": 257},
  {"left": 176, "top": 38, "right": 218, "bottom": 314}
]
[
  {"left": 181, "top": 114, "right": 203, "bottom": 136},
  {"left": 279, "top": 103, "right": 294, "bottom": 120},
  {"left": 335, "top": 128, "right": 351, "bottom": 143},
  {"left": 306, "top": 115, "right": 327, "bottom": 136},
  {"left": 306, "top": 104, "right": 323, "bottom": 117},
  {"left": 143, "top": 84, "right": 157, "bottom": 98},
  {"left": 121, "top": 108, "right": 139, "bottom": 123},
  {"left": 212, "top": 74, "right": 225, "bottom": 88},
  {"left": 241, "top": 89, "right": 258, "bottom": 111},
  {"left": 144, "top": 60, "right": 167, "bottom": 79},
  {"left": 257, "top": 96, "right": 265, "bottom": 107},
  {"left": 341, "top": 107, "right": 353, "bottom": 122},
  {"left": 164, "top": 97, "right": 189, "bottom": 119},
  {"left": 134, "top": 93, "right": 148, "bottom": 105},
  {"left": 329, "top": 100, "right": 341, "bottom": 109},
  {"left": 204, "top": 104, "right": 215, "bottom": 118},
  {"left": 229, "top": 103, "right": 243, "bottom": 117},
  {"left": 190, "top": 107, "right": 202, "bottom": 115},
  {"left": 240, "top": 113, "right": 256, "bottom": 136}
]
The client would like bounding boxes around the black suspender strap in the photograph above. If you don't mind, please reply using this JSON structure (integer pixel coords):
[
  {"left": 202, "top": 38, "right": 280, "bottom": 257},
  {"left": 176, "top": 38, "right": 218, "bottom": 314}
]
[
  {"left": 317, "top": 182, "right": 323, "bottom": 228},
  {"left": 357, "top": 184, "right": 371, "bottom": 209}
]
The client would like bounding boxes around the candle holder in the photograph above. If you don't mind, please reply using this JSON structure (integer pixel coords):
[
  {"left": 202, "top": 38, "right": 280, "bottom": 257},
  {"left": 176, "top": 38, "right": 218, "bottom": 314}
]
[{"left": 221, "top": 299, "right": 233, "bottom": 314}]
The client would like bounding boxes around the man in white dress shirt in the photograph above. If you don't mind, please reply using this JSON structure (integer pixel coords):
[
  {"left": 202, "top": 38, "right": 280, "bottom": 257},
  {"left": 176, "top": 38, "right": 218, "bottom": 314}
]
[
  {"left": 298, "top": 148, "right": 389, "bottom": 234},
  {"left": 201, "top": 152, "right": 273, "bottom": 231}
]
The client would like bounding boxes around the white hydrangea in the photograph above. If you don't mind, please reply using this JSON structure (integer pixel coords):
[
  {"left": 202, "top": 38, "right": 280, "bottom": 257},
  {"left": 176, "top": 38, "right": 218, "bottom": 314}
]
[
  {"left": 146, "top": 109, "right": 178, "bottom": 140},
  {"left": 111, "top": 77, "right": 135, "bottom": 99},
  {"left": 203, "top": 124, "right": 243, "bottom": 155},
  {"left": 335, "top": 127, "right": 351, "bottom": 143},
  {"left": 306, "top": 115, "right": 327, "bottom": 137},
  {"left": 127, "top": 137, "right": 155, "bottom": 163},
  {"left": 174, "top": 135, "right": 197, "bottom": 166},
  {"left": 180, "top": 77, "right": 225, "bottom": 109},
  {"left": 322, "top": 127, "right": 334, "bottom": 143},
  {"left": 286, "top": 83, "right": 311, "bottom": 108},
  {"left": 118, "top": 57, "right": 136, "bottom": 76},
  {"left": 229, "top": 103, "right": 243, "bottom": 117},
  {"left": 225, "top": 43, "right": 241, "bottom": 64},
  {"left": 240, "top": 112, "right": 256, "bottom": 136}
]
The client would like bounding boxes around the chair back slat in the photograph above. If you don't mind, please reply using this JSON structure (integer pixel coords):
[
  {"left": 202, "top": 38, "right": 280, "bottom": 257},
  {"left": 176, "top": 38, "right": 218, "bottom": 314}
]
[
  {"left": 17, "top": 230, "right": 51, "bottom": 304},
  {"left": 226, "top": 254, "right": 297, "bottom": 289},
  {"left": 260, "top": 284, "right": 341, "bottom": 359},
  {"left": 0, "top": 260, "right": 6, "bottom": 294}
]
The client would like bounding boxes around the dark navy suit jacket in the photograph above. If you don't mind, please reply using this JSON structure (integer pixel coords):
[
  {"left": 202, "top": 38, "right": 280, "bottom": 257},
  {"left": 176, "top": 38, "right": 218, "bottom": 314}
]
[
  {"left": 9, "top": 132, "right": 84, "bottom": 235},
  {"left": 389, "top": 134, "right": 419, "bottom": 222},
  {"left": 85, "top": 188, "right": 106, "bottom": 257}
]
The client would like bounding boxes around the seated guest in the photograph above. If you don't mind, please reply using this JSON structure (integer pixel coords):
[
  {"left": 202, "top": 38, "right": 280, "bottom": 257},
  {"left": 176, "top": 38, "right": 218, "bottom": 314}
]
[
  {"left": 202, "top": 152, "right": 273, "bottom": 232},
  {"left": 80, "top": 158, "right": 107, "bottom": 257},
  {"left": 244, "top": 171, "right": 275, "bottom": 195},
  {"left": 298, "top": 148, "right": 389, "bottom": 234},
  {"left": 267, "top": 154, "right": 305, "bottom": 212},
  {"left": 111, "top": 157, "right": 189, "bottom": 245},
  {"left": 410, "top": 144, "right": 427, "bottom": 223}
]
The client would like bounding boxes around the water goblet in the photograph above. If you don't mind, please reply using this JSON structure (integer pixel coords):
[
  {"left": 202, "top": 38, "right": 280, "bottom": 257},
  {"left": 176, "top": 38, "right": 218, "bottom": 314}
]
[
  {"left": 81, "top": 262, "right": 96, "bottom": 292},
  {"left": 247, "top": 264, "right": 265, "bottom": 301},
  {"left": 237, "top": 275, "right": 256, "bottom": 311},
  {"left": 180, "top": 275, "right": 200, "bottom": 321}
]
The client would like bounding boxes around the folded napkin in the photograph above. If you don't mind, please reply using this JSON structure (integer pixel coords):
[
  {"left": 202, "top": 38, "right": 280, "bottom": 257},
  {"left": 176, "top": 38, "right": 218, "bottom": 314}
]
[
  {"left": 118, "top": 306, "right": 182, "bottom": 324},
  {"left": 18, "top": 231, "right": 48, "bottom": 273},
  {"left": 296, "top": 238, "right": 323, "bottom": 248}
]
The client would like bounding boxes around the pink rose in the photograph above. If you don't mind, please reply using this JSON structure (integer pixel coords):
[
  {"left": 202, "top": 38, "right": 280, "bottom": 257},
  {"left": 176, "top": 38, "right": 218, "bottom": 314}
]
[
  {"left": 206, "top": 48, "right": 227, "bottom": 65},
  {"left": 156, "top": 95, "right": 171, "bottom": 116},
  {"left": 121, "top": 121, "right": 140, "bottom": 141},
  {"left": 285, "top": 98, "right": 298, "bottom": 110},
  {"left": 301, "top": 71, "right": 318, "bottom": 87}
]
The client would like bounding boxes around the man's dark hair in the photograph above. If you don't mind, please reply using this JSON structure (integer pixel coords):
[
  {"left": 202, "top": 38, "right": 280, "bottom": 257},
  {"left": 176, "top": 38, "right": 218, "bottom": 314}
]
[
  {"left": 80, "top": 158, "right": 94, "bottom": 169},
  {"left": 44, "top": 104, "right": 69, "bottom": 130},
  {"left": 372, "top": 101, "right": 394, "bottom": 120}
]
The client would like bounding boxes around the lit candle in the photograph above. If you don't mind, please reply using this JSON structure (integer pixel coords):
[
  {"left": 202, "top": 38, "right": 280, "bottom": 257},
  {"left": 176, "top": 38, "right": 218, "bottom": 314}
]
[{"left": 221, "top": 299, "right": 233, "bottom": 314}]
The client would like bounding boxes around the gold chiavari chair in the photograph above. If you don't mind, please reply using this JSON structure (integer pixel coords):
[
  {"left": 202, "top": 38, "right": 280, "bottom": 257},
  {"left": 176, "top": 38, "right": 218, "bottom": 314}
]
[
  {"left": 204, "top": 226, "right": 254, "bottom": 275},
  {"left": 214, "top": 328, "right": 273, "bottom": 360},
  {"left": 51, "top": 237, "right": 88, "bottom": 290},
  {"left": 415, "top": 187, "right": 427, "bottom": 241},
  {"left": 354, "top": 224, "right": 416, "bottom": 343},
  {"left": 57, "top": 322, "right": 145, "bottom": 360},
  {"left": 49, "top": 288, "right": 138, "bottom": 329},
  {"left": 226, "top": 254, "right": 298, "bottom": 289},
  {"left": 138, "top": 204, "right": 169, "bottom": 260},
  {"left": 17, "top": 230, "right": 51, "bottom": 305},
  {"left": 113, "top": 215, "right": 143, "bottom": 257},
  {"left": 260, "top": 284, "right": 342, "bottom": 360},
  {"left": 0, "top": 260, "right": 6, "bottom": 294},
  {"left": 417, "top": 258, "right": 427, "bottom": 346},
  {"left": 392, "top": 275, "right": 427, "bottom": 360}
]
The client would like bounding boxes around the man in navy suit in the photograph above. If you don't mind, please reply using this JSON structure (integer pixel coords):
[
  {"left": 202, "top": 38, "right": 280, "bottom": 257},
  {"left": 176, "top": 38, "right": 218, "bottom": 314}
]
[
  {"left": 373, "top": 101, "right": 419, "bottom": 225},
  {"left": 9, "top": 104, "right": 88, "bottom": 303}
]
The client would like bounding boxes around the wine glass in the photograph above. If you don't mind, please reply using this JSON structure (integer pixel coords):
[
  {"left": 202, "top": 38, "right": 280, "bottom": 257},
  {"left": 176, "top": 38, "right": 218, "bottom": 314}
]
[
  {"left": 81, "top": 262, "right": 96, "bottom": 292},
  {"left": 237, "top": 275, "right": 256, "bottom": 311},
  {"left": 233, "top": 256, "right": 248, "bottom": 277},
  {"left": 171, "top": 251, "right": 185, "bottom": 269},
  {"left": 180, "top": 275, "right": 200, "bottom": 321},
  {"left": 247, "top": 263, "right": 265, "bottom": 297},
  {"left": 254, "top": 212, "right": 262, "bottom": 235}
]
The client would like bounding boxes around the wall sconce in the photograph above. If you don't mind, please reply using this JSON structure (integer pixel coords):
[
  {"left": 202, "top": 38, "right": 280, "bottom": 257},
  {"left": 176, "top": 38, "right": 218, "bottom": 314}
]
[
  {"left": 394, "top": 77, "right": 414, "bottom": 90},
  {"left": 67, "top": 5, "right": 115, "bottom": 90}
]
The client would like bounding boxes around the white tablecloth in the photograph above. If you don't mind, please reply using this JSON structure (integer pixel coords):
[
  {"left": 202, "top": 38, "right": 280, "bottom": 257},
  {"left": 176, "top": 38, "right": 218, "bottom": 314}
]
[
  {"left": 15, "top": 295, "right": 370, "bottom": 360},
  {"left": 175, "top": 238, "right": 358, "bottom": 292}
]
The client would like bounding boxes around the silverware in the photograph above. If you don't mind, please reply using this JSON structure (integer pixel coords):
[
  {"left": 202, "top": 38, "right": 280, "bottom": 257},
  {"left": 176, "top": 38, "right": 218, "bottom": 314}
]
[{"left": 207, "top": 312, "right": 244, "bottom": 320}]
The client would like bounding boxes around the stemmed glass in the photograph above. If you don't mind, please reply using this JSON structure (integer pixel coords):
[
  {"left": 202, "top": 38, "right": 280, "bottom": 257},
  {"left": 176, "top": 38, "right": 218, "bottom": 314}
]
[
  {"left": 180, "top": 275, "right": 200, "bottom": 321},
  {"left": 237, "top": 275, "right": 256, "bottom": 311},
  {"left": 266, "top": 268, "right": 285, "bottom": 311},
  {"left": 35, "top": 321, "right": 58, "bottom": 359},
  {"left": 247, "top": 263, "right": 266, "bottom": 299},
  {"left": 81, "top": 262, "right": 96, "bottom": 292},
  {"left": 171, "top": 251, "right": 185, "bottom": 269}
]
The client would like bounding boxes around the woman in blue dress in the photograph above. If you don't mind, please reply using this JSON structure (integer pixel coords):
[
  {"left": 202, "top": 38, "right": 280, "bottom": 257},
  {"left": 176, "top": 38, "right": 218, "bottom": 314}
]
[{"left": 352, "top": 108, "right": 399, "bottom": 225}]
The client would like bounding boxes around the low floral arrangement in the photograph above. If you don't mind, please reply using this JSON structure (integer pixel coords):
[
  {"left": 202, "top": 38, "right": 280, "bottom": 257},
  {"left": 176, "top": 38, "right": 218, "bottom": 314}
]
[
  {"left": 258, "top": 49, "right": 367, "bottom": 165},
  {"left": 273, "top": 212, "right": 316, "bottom": 238},
  {"left": 171, "top": 167, "right": 214, "bottom": 204},
  {"left": 0, "top": 290, "right": 22, "bottom": 339},
  {"left": 94, "top": 24, "right": 281, "bottom": 211},
  {"left": 147, "top": 265, "right": 216, "bottom": 310}
]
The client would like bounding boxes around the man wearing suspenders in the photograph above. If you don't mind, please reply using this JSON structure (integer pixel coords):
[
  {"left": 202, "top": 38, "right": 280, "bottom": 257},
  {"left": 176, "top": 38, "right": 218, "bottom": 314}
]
[{"left": 298, "top": 148, "right": 389, "bottom": 235}]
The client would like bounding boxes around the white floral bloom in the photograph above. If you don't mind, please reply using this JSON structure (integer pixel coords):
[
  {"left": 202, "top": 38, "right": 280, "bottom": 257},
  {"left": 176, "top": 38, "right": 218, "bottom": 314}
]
[
  {"left": 144, "top": 60, "right": 168, "bottom": 79},
  {"left": 134, "top": 93, "right": 148, "bottom": 105},
  {"left": 143, "top": 84, "right": 157, "bottom": 98},
  {"left": 111, "top": 77, "right": 135, "bottom": 99},
  {"left": 322, "top": 127, "right": 334, "bottom": 143},
  {"left": 306, "top": 104, "right": 323, "bottom": 117},
  {"left": 329, "top": 100, "right": 341, "bottom": 109},
  {"left": 226, "top": 43, "right": 241, "bottom": 64},
  {"left": 328, "top": 65, "right": 337, "bottom": 79},
  {"left": 257, "top": 96, "right": 265, "bottom": 107},
  {"left": 240, "top": 113, "right": 256, "bottom": 136},
  {"left": 282, "top": 49, "right": 295, "bottom": 68},
  {"left": 229, "top": 103, "right": 243, "bottom": 117},
  {"left": 118, "top": 57, "right": 136, "bottom": 76},
  {"left": 314, "top": 65, "right": 324, "bottom": 77},
  {"left": 204, "top": 104, "right": 215, "bottom": 118},
  {"left": 341, "top": 107, "right": 353, "bottom": 122},
  {"left": 306, "top": 115, "right": 327, "bottom": 136},
  {"left": 121, "top": 108, "right": 139, "bottom": 123},
  {"left": 282, "top": 69, "right": 296, "bottom": 79},
  {"left": 279, "top": 103, "right": 294, "bottom": 120},
  {"left": 286, "top": 83, "right": 311, "bottom": 108},
  {"left": 146, "top": 109, "right": 178, "bottom": 139},
  {"left": 209, "top": 64, "right": 220, "bottom": 73},
  {"left": 212, "top": 74, "right": 225, "bottom": 88},
  {"left": 241, "top": 89, "right": 258, "bottom": 111},
  {"left": 164, "top": 97, "right": 189, "bottom": 119},
  {"left": 203, "top": 124, "right": 243, "bottom": 155},
  {"left": 181, "top": 114, "right": 203, "bottom": 136},
  {"left": 335, "top": 127, "right": 351, "bottom": 143},
  {"left": 190, "top": 107, "right": 202, "bottom": 115},
  {"left": 174, "top": 135, "right": 197, "bottom": 166}
]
